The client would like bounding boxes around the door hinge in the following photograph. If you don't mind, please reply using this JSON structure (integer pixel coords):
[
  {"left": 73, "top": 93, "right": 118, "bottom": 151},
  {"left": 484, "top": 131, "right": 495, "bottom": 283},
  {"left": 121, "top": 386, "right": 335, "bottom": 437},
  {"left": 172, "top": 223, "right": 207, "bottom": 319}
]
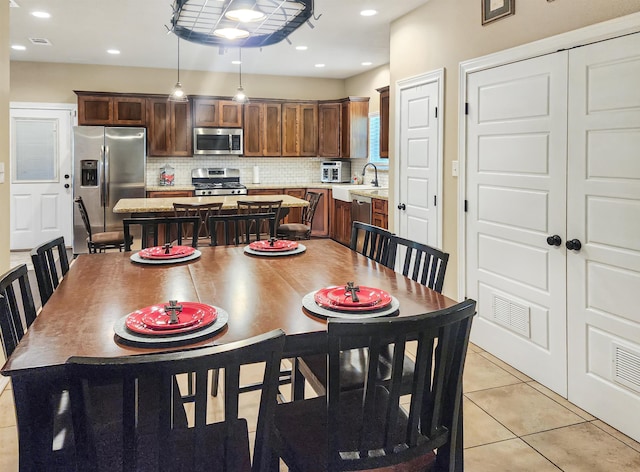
[
  {"left": 465, "top": 103, "right": 469, "bottom": 115},
  {"left": 464, "top": 200, "right": 468, "bottom": 212},
  {"left": 435, "top": 107, "right": 438, "bottom": 118},
  {"left": 434, "top": 195, "right": 437, "bottom": 206}
]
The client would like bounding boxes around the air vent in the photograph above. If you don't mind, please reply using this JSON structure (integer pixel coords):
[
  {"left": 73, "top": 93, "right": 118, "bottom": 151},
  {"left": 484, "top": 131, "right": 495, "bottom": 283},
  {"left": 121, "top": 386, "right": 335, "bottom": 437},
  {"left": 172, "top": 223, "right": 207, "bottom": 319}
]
[
  {"left": 492, "top": 295, "right": 531, "bottom": 338},
  {"left": 612, "top": 342, "right": 640, "bottom": 393},
  {"left": 29, "top": 37, "right": 52, "bottom": 46},
  {"left": 9, "top": 0, "right": 20, "bottom": 8}
]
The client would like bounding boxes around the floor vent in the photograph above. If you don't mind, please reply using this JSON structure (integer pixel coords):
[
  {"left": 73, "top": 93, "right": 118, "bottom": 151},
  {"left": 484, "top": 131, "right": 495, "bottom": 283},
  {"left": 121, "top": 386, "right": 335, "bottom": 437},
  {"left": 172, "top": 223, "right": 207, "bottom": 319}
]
[
  {"left": 29, "top": 37, "right": 52, "bottom": 46},
  {"left": 612, "top": 342, "right": 640, "bottom": 393},
  {"left": 492, "top": 295, "right": 531, "bottom": 338}
]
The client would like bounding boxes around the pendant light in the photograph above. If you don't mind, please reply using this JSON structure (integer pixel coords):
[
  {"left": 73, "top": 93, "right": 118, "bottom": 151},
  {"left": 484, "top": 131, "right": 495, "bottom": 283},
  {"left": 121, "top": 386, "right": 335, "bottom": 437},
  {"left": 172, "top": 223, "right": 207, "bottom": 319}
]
[
  {"left": 169, "top": 37, "right": 188, "bottom": 102},
  {"left": 232, "top": 48, "right": 249, "bottom": 104},
  {"left": 225, "top": 0, "right": 266, "bottom": 23}
]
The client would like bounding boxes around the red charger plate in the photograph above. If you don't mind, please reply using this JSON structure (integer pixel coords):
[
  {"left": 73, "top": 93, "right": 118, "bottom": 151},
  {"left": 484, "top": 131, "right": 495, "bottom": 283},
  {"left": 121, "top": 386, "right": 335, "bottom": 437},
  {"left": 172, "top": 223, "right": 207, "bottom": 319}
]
[
  {"left": 138, "top": 245, "right": 196, "bottom": 260},
  {"left": 125, "top": 302, "right": 217, "bottom": 335},
  {"left": 249, "top": 240, "right": 299, "bottom": 252},
  {"left": 314, "top": 286, "right": 392, "bottom": 312}
]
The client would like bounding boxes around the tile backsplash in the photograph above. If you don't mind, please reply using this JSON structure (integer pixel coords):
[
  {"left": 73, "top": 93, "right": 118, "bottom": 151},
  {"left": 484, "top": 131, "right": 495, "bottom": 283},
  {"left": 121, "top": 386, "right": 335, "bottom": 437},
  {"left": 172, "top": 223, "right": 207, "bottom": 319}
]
[{"left": 147, "top": 157, "right": 388, "bottom": 187}]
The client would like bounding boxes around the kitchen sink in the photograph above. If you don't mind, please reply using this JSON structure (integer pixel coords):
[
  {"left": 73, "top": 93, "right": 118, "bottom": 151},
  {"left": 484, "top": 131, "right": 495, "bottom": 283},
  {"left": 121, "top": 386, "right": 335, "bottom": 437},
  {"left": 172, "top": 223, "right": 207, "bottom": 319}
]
[{"left": 331, "top": 184, "right": 386, "bottom": 202}]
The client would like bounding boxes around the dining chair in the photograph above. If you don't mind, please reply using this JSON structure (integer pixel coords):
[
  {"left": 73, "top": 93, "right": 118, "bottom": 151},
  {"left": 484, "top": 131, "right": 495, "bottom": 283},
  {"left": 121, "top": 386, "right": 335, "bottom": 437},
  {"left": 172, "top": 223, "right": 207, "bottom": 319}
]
[
  {"left": 208, "top": 213, "right": 277, "bottom": 246},
  {"left": 388, "top": 236, "right": 450, "bottom": 293},
  {"left": 276, "top": 191, "right": 322, "bottom": 240},
  {"left": 30, "top": 236, "right": 70, "bottom": 306},
  {"left": 350, "top": 221, "right": 395, "bottom": 268},
  {"left": 272, "top": 299, "right": 477, "bottom": 472},
  {"left": 123, "top": 216, "right": 200, "bottom": 250},
  {"left": 66, "top": 329, "right": 285, "bottom": 472},
  {"left": 75, "top": 196, "right": 130, "bottom": 253},
  {"left": 237, "top": 200, "right": 283, "bottom": 239},
  {"left": 173, "top": 202, "right": 223, "bottom": 240}
]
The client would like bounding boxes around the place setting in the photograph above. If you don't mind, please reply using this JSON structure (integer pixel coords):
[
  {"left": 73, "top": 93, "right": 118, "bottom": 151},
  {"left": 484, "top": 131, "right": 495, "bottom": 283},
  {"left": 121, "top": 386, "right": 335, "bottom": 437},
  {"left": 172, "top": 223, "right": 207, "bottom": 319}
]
[
  {"left": 302, "top": 281, "right": 400, "bottom": 319},
  {"left": 113, "top": 299, "right": 229, "bottom": 346},
  {"left": 130, "top": 242, "right": 202, "bottom": 265},
  {"left": 244, "top": 237, "right": 306, "bottom": 257}
]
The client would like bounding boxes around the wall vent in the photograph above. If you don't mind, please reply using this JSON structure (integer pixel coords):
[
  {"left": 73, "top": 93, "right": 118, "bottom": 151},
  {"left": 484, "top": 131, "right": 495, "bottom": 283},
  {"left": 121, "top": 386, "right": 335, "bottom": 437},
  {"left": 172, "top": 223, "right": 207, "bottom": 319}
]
[
  {"left": 612, "top": 342, "right": 640, "bottom": 393},
  {"left": 9, "top": 1, "right": 20, "bottom": 8},
  {"left": 492, "top": 295, "right": 531, "bottom": 338},
  {"left": 29, "top": 37, "right": 52, "bottom": 46}
]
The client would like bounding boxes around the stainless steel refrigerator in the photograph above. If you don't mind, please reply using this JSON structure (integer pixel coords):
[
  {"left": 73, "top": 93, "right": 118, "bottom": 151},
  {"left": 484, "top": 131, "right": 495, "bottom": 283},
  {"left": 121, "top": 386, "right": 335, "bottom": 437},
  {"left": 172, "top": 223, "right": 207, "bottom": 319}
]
[{"left": 72, "top": 126, "right": 146, "bottom": 254}]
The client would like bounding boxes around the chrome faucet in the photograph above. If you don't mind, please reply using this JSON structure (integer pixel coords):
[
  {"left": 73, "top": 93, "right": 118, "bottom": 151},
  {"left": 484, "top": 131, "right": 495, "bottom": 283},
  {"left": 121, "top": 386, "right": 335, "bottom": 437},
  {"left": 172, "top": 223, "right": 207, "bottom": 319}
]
[{"left": 362, "top": 163, "right": 379, "bottom": 187}]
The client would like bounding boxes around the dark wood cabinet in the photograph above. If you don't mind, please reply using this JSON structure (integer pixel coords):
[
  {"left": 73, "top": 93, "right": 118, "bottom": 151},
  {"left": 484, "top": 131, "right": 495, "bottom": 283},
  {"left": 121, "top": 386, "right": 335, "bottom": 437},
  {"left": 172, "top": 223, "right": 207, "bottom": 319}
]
[
  {"left": 193, "top": 98, "right": 242, "bottom": 128},
  {"left": 330, "top": 198, "right": 352, "bottom": 246},
  {"left": 284, "top": 188, "right": 306, "bottom": 223},
  {"left": 147, "top": 190, "right": 194, "bottom": 198},
  {"left": 77, "top": 93, "right": 146, "bottom": 126},
  {"left": 377, "top": 86, "right": 389, "bottom": 159},
  {"left": 319, "top": 97, "right": 369, "bottom": 158},
  {"left": 282, "top": 102, "right": 318, "bottom": 157},
  {"left": 147, "top": 98, "right": 192, "bottom": 157},
  {"left": 308, "top": 188, "right": 330, "bottom": 238},
  {"left": 318, "top": 102, "right": 341, "bottom": 157},
  {"left": 243, "top": 102, "right": 282, "bottom": 157},
  {"left": 372, "top": 198, "right": 388, "bottom": 229}
]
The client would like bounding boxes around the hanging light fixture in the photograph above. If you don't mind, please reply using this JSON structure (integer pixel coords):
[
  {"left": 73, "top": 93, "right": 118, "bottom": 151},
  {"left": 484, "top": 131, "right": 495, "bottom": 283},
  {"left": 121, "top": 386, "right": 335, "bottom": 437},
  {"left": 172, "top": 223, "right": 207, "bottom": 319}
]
[
  {"left": 225, "top": 0, "right": 266, "bottom": 23},
  {"left": 169, "top": 37, "right": 188, "bottom": 102},
  {"left": 232, "top": 48, "right": 249, "bottom": 104}
]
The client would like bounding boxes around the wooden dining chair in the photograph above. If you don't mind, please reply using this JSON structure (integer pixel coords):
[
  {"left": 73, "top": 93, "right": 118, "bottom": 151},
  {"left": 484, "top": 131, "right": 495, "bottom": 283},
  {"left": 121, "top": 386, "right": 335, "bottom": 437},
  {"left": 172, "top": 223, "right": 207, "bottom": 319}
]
[
  {"left": 388, "top": 236, "right": 450, "bottom": 293},
  {"left": 66, "top": 329, "right": 285, "bottom": 472},
  {"left": 350, "top": 221, "right": 395, "bottom": 268},
  {"left": 276, "top": 191, "right": 322, "bottom": 240},
  {"left": 75, "top": 196, "right": 130, "bottom": 253},
  {"left": 208, "top": 213, "right": 277, "bottom": 246},
  {"left": 272, "top": 300, "right": 476, "bottom": 472},
  {"left": 173, "top": 202, "right": 223, "bottom": 240},
  {"left": 237, "top": 200, "right": 283, "bottom": 239},
  {"left": 123, "top": 216, "right": 200, "bottom": 250},
  {"left": 30, "top": 236, "right": 71, "bottom": 306}
]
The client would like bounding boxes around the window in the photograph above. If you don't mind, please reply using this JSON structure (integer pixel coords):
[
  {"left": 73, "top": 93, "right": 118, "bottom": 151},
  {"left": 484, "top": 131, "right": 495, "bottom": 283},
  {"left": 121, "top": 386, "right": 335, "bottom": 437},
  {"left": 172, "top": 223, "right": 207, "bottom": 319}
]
[{"left": 368, "top": 112, "right": 387, "bottom": 168}]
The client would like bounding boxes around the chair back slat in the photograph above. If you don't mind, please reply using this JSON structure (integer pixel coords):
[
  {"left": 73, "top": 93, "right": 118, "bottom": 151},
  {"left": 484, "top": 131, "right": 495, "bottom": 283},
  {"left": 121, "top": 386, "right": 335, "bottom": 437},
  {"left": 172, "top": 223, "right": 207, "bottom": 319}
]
[
  {"left": 123, "top": 216, "right": 200, "bottom": 250},
  {"left": 209, "top": 213, "right": 277, "bottom": 246},
  {"left": 302, "top": 192, "right": 322, "bottom": 226},
  {"left": 30, "top": 236, "right": 70, "bottom": 306},
  {"left": 326, "top": 299, "right": 476, "bottom": 471},
  {"left": 173, "top": 202, "right": 223, "bottom": 239},
  {"left": 0, "top": 264, "right": 37, "bottom": 358},
  {"left": 390, "top": 236, "right": 449, "bottom": 293},
  {"left": 350, "top": 222, "right": 394, "bottom": 268}
]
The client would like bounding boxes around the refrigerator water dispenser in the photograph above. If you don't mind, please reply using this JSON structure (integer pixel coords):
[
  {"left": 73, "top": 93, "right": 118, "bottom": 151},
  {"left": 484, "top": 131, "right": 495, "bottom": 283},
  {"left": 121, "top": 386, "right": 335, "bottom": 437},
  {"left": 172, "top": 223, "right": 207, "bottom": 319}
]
[{"left": 80, "top": 160, "right": 98, "bottom": 187}]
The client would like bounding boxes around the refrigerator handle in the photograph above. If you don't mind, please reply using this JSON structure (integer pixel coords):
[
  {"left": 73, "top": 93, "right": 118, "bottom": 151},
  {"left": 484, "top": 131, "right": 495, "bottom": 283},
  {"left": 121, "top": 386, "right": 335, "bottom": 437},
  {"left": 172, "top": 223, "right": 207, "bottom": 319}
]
[
  {"left": 104, "top": 145, "right": 110, "bottom": 208},
  {"left": 99, "top": 145, "right": 106, "bottom": 207}
]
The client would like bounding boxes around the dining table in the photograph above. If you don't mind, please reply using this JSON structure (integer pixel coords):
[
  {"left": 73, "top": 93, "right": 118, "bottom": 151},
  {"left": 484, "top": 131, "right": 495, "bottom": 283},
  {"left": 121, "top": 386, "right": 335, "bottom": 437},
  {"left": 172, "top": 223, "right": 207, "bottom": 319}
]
[{"left": 1, "top": 238, "right": 457, "bottom": 471}]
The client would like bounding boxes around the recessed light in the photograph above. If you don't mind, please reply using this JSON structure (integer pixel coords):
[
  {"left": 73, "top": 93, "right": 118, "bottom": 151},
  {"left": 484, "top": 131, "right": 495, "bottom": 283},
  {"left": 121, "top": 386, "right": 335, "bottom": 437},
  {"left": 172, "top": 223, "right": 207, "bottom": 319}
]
[
  {"left": 31, "top": 11, "right": 50, "bottom": 18},
  {"left": 315, "top": 64, "right": 325, "bottom": 68},
  {"left": 213, "top": 28, "right": 250, "bottom": 40},
  {"left": 361, "top": 62, "right": 372, "bottom": 66},
  {"left": 295, "top": 46, "right": 308, "bottom": 51},
  {"left": 232, "top": 60, "right": 242, "bottom": 65},
  {"left": 107, "top": 49, "right": 120, "bottom": 55},
  {"left": 360, "top": 10, "right": 377, "bottom": 17},
  {"left": 11, "top": 44, "right": 26, "bottom": 51}
]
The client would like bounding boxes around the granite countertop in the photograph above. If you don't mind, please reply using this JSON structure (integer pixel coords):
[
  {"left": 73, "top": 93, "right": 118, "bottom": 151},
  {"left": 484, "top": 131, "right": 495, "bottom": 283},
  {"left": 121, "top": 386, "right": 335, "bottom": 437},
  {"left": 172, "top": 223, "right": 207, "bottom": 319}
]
[
  {"left": 350, "top": 188, "right": 389, "bottom": 201},
  {"left": 114, "top": 194, "right": 309, "bottom": 214}
]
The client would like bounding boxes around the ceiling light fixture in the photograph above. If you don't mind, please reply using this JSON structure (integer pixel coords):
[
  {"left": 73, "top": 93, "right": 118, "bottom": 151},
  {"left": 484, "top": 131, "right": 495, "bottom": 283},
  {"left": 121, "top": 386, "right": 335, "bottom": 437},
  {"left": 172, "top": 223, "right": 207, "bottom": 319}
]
[
  {"left": 213, "top": 28, "right": 250, "bottom": 40},
  {"left": 169, "top": 37, "right": 188, "bottom": 102},
  {"left": 360, "top": 9, "right": 378, "bottom": 17},
  {"left": 11, "top": 45, "right": 26, "bottom": 51},
  {"left": 232, "top": 48, "right": 249, "bottom": 104},
  {"left": 361, "top": 62, "right": 372, "bottom": 66},
  {"left": 295, "top": 45, "right": 308, "bottom": 51},
  {"left": 107, "top": 49, "right": 121, "bottom": 55},
  {"left": 315, "top": 64, "right": 325, "bottom": 68},
  {"left": 31, "top": 11, "right": 50, "bottom": 18},
  {"left": 225, "top": 0, "right": 266, "bottom": 22}
]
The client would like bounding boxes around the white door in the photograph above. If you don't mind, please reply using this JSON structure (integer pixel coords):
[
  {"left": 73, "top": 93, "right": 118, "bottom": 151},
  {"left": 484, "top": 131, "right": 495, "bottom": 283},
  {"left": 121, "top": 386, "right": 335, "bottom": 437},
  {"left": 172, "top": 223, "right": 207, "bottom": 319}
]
[
  {"left": 465, "top": 53, "right": 569, "bottom": 395},
  {"left": 396, "top": 71, "right": 443, "bottom": 249},
  {"left": 10, "top": 107, "right": 74, "bottom": 250},
  {"left": 566, "top": 33, "right": 640, "bottom": 439}
]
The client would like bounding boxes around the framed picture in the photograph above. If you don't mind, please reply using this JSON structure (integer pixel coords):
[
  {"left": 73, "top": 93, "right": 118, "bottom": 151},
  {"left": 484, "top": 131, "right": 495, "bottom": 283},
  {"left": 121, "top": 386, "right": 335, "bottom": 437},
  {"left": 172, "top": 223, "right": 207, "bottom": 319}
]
[{"left": 482, "top": 0, "right": 515, "bottom": 25}]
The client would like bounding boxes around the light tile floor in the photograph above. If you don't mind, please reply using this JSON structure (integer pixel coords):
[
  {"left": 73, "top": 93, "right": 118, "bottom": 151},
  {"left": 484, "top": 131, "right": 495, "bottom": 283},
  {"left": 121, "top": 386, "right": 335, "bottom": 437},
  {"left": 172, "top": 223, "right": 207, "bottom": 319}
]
[{"left": 3, "top": 251, "right": 640, "bottom": 470}]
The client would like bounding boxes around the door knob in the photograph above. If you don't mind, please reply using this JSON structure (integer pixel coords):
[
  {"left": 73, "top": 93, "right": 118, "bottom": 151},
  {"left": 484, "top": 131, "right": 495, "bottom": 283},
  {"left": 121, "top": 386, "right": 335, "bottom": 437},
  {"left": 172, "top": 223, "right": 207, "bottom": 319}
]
[
  {"left": 397, "top": 203, "right": 406, "bottom": 211},
  {"left": 64, "top": 174, "right": 70, "bottom": 179},
  {"left": 566, "top": 239, "right": 582, "bottom": 251},
  {"left": 546, "top": 235, "right": 562, "bottom": 246},
  {"left": 64, "top": 184, "right": 70, "bottom": 189}
]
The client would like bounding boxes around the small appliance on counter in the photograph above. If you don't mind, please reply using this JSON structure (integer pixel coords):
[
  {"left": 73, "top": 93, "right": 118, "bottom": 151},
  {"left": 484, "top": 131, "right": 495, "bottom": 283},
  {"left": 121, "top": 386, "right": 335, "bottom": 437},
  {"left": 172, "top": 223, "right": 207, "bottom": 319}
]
[
  {"left": 159, "top": 164, "right": 175, "bottom": 186},
  {"left": 320, "top": 160, "right": 351, "bottom": 183},
  {"left": 191, "top": 168, "right": 248, "bottom": 196}
]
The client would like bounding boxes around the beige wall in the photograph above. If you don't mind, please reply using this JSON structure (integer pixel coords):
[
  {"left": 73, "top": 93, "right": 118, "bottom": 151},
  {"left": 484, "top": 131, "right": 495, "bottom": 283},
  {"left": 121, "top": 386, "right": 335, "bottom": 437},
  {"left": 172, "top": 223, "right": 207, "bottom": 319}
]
[
  {"left": 389, "top": 0, "right": 640, "bottom": 299},
  {"left": 10, "top": 62, "right": 347, "bottom": 104},
  {"left": 1, "top": 3, "right": 9, "bottom": 274},
  {"left": 345, "top": 64, "right": 390, "bottom": 114}
]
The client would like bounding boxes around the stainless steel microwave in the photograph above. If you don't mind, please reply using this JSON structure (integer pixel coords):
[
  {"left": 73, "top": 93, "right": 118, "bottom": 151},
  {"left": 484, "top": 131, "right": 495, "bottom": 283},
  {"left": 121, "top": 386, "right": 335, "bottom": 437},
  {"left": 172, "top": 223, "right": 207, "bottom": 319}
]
[{"left": 193, "top": 127, "right": 243, "bottom": 155}]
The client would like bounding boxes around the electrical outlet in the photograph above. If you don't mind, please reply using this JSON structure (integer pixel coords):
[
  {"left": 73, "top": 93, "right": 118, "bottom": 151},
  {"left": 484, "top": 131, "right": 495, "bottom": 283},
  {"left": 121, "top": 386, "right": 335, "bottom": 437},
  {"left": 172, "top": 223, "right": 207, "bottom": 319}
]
[{"left": 452, "top": 160, "right": 459, "bottom": 177}]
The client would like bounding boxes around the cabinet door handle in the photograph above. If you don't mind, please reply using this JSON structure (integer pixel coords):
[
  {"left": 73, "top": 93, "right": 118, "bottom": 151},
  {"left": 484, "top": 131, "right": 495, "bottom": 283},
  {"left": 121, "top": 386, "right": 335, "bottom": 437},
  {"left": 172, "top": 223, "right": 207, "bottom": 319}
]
[
  {"left": 397, "top": 203, "right": 406, "bottom": 211},
  {"left": 546, "top": 235, "right": 562, "bottom": 246},
  {"left": 566, "top": 239, "right": 582, "bottom": 251}
]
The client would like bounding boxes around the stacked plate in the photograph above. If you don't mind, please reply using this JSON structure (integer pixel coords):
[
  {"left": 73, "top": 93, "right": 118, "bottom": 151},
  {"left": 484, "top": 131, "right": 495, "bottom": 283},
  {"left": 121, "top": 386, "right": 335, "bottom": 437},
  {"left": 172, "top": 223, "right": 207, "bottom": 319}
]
[
  {"left": 244, "top": 239, "right": 306, "bottom": 256},
  {"left": 302, "top": 283, "right": 400, "bottom": 319},
  {"left": 130, "top": 245, "right": 202, "bottom": 264}
]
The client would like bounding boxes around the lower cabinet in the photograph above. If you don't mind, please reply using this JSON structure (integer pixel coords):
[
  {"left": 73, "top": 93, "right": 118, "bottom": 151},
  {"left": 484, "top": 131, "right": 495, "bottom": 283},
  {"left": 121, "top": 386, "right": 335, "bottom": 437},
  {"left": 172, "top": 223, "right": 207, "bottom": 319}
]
[
  {"left": 372, "top": 198, "right": 388, "bottom": 229},
  {"left": 308, "top": 188, "right": 330, "bottom": 238},
  {"left": 330, "top": 198, "right": 352, "bottom": 246},
  {"left": 284, "top": 188, "right": 305, "bottom": 223}
]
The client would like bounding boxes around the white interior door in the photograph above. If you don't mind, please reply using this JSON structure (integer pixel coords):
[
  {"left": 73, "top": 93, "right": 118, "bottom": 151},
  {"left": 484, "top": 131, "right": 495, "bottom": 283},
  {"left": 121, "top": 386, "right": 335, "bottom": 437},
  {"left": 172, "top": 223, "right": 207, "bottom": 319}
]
[
  {"left": 396, "top": 71, "right": 443, "bottom": 250},
  {"left": 566, "top": 32, "right": 640, "bottom": 440},
  {"left": 465, "top": 53, "right": 569, "bottom": 395},
  {"left": 10, "top": 107, "right": 74, "bottom": 250}
]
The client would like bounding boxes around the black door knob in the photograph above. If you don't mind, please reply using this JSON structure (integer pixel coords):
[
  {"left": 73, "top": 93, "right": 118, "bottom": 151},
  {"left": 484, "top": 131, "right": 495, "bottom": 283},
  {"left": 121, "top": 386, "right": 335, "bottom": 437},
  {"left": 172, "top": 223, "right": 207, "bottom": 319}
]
[
  {"left": 546, "top": 235, "right": 562, "bottom": 246},
  {"left": 64, "top": 184, "right": 70, "bottom": 189},
  {"left": 64, "top": 174, "right": 70, "bottom": 179},
  {"left": 397, "top": 203, "right": 406, "bottom": 211},
  {"left": 566, "top": 239, "right": 582, "bottom": 251}
]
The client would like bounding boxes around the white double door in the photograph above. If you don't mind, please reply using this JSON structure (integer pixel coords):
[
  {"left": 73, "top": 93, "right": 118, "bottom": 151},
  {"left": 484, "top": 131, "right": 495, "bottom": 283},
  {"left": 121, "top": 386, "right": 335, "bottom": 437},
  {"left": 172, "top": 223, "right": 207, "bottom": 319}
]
[{"left": 466, "top": 32, "right": 640, "bottom": 440}]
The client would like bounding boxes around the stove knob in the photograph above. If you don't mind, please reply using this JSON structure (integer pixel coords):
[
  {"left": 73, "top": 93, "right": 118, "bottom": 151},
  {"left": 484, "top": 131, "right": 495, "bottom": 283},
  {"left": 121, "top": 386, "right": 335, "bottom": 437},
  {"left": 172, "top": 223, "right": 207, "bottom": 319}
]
[{"left": 207, "top": 190, "right": 212, "bottom": 195}]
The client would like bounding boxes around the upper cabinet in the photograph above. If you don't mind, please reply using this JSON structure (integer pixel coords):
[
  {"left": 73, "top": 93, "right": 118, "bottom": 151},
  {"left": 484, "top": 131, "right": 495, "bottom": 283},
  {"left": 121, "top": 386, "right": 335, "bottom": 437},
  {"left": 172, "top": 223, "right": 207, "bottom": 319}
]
[
  {"left": 282, "top": 102, "right": 318, "bottom": 157},
  {"left": 147, "top": 98, "right": 192, "bottom": 157},
  {"left": 319, "top": 97, "right": 369, "bottom": 158},
  {"left": 377, "top": 86, "right": 389, "bottom": 159},
  {"left": 77, "top": 92, "right": 146, "bottom": 126},
  {"left": 244, "top": 101, "right": 282, "bottom": 157},
  {"left": 193, "top": 98, "right": 243, "bottom": 128}
]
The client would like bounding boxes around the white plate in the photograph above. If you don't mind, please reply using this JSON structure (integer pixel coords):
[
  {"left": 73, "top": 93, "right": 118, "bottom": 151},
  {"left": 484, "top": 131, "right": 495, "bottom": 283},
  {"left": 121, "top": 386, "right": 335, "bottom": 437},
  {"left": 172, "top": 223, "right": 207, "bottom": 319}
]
[
  {"left": 130, "top": 250, "right": 201, "bottom": 265},
  {"left": 243, "top": 244, "right": 306, "bottom": 257}
]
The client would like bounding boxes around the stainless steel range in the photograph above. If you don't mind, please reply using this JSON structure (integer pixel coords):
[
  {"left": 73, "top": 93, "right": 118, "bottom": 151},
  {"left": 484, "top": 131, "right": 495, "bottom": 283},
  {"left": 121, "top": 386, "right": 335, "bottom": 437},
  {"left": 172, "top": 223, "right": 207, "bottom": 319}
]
[{"left": 191, "top": 168, "right": 248, "bottom": 196}]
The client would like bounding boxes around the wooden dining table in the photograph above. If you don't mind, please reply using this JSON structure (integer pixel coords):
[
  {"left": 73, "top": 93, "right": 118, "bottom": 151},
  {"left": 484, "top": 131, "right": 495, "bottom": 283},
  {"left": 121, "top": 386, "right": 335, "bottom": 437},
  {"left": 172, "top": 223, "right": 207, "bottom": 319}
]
[{"left": 1, "top": 239, "right": 457, "bottom": 471}]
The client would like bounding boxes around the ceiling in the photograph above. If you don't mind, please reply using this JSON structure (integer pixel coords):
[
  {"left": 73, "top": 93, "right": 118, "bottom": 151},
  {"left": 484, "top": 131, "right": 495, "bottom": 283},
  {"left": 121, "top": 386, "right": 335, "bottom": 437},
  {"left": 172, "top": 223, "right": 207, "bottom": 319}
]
[{"left": 9, "top": 0, "right": 430, "bottom": 80}]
